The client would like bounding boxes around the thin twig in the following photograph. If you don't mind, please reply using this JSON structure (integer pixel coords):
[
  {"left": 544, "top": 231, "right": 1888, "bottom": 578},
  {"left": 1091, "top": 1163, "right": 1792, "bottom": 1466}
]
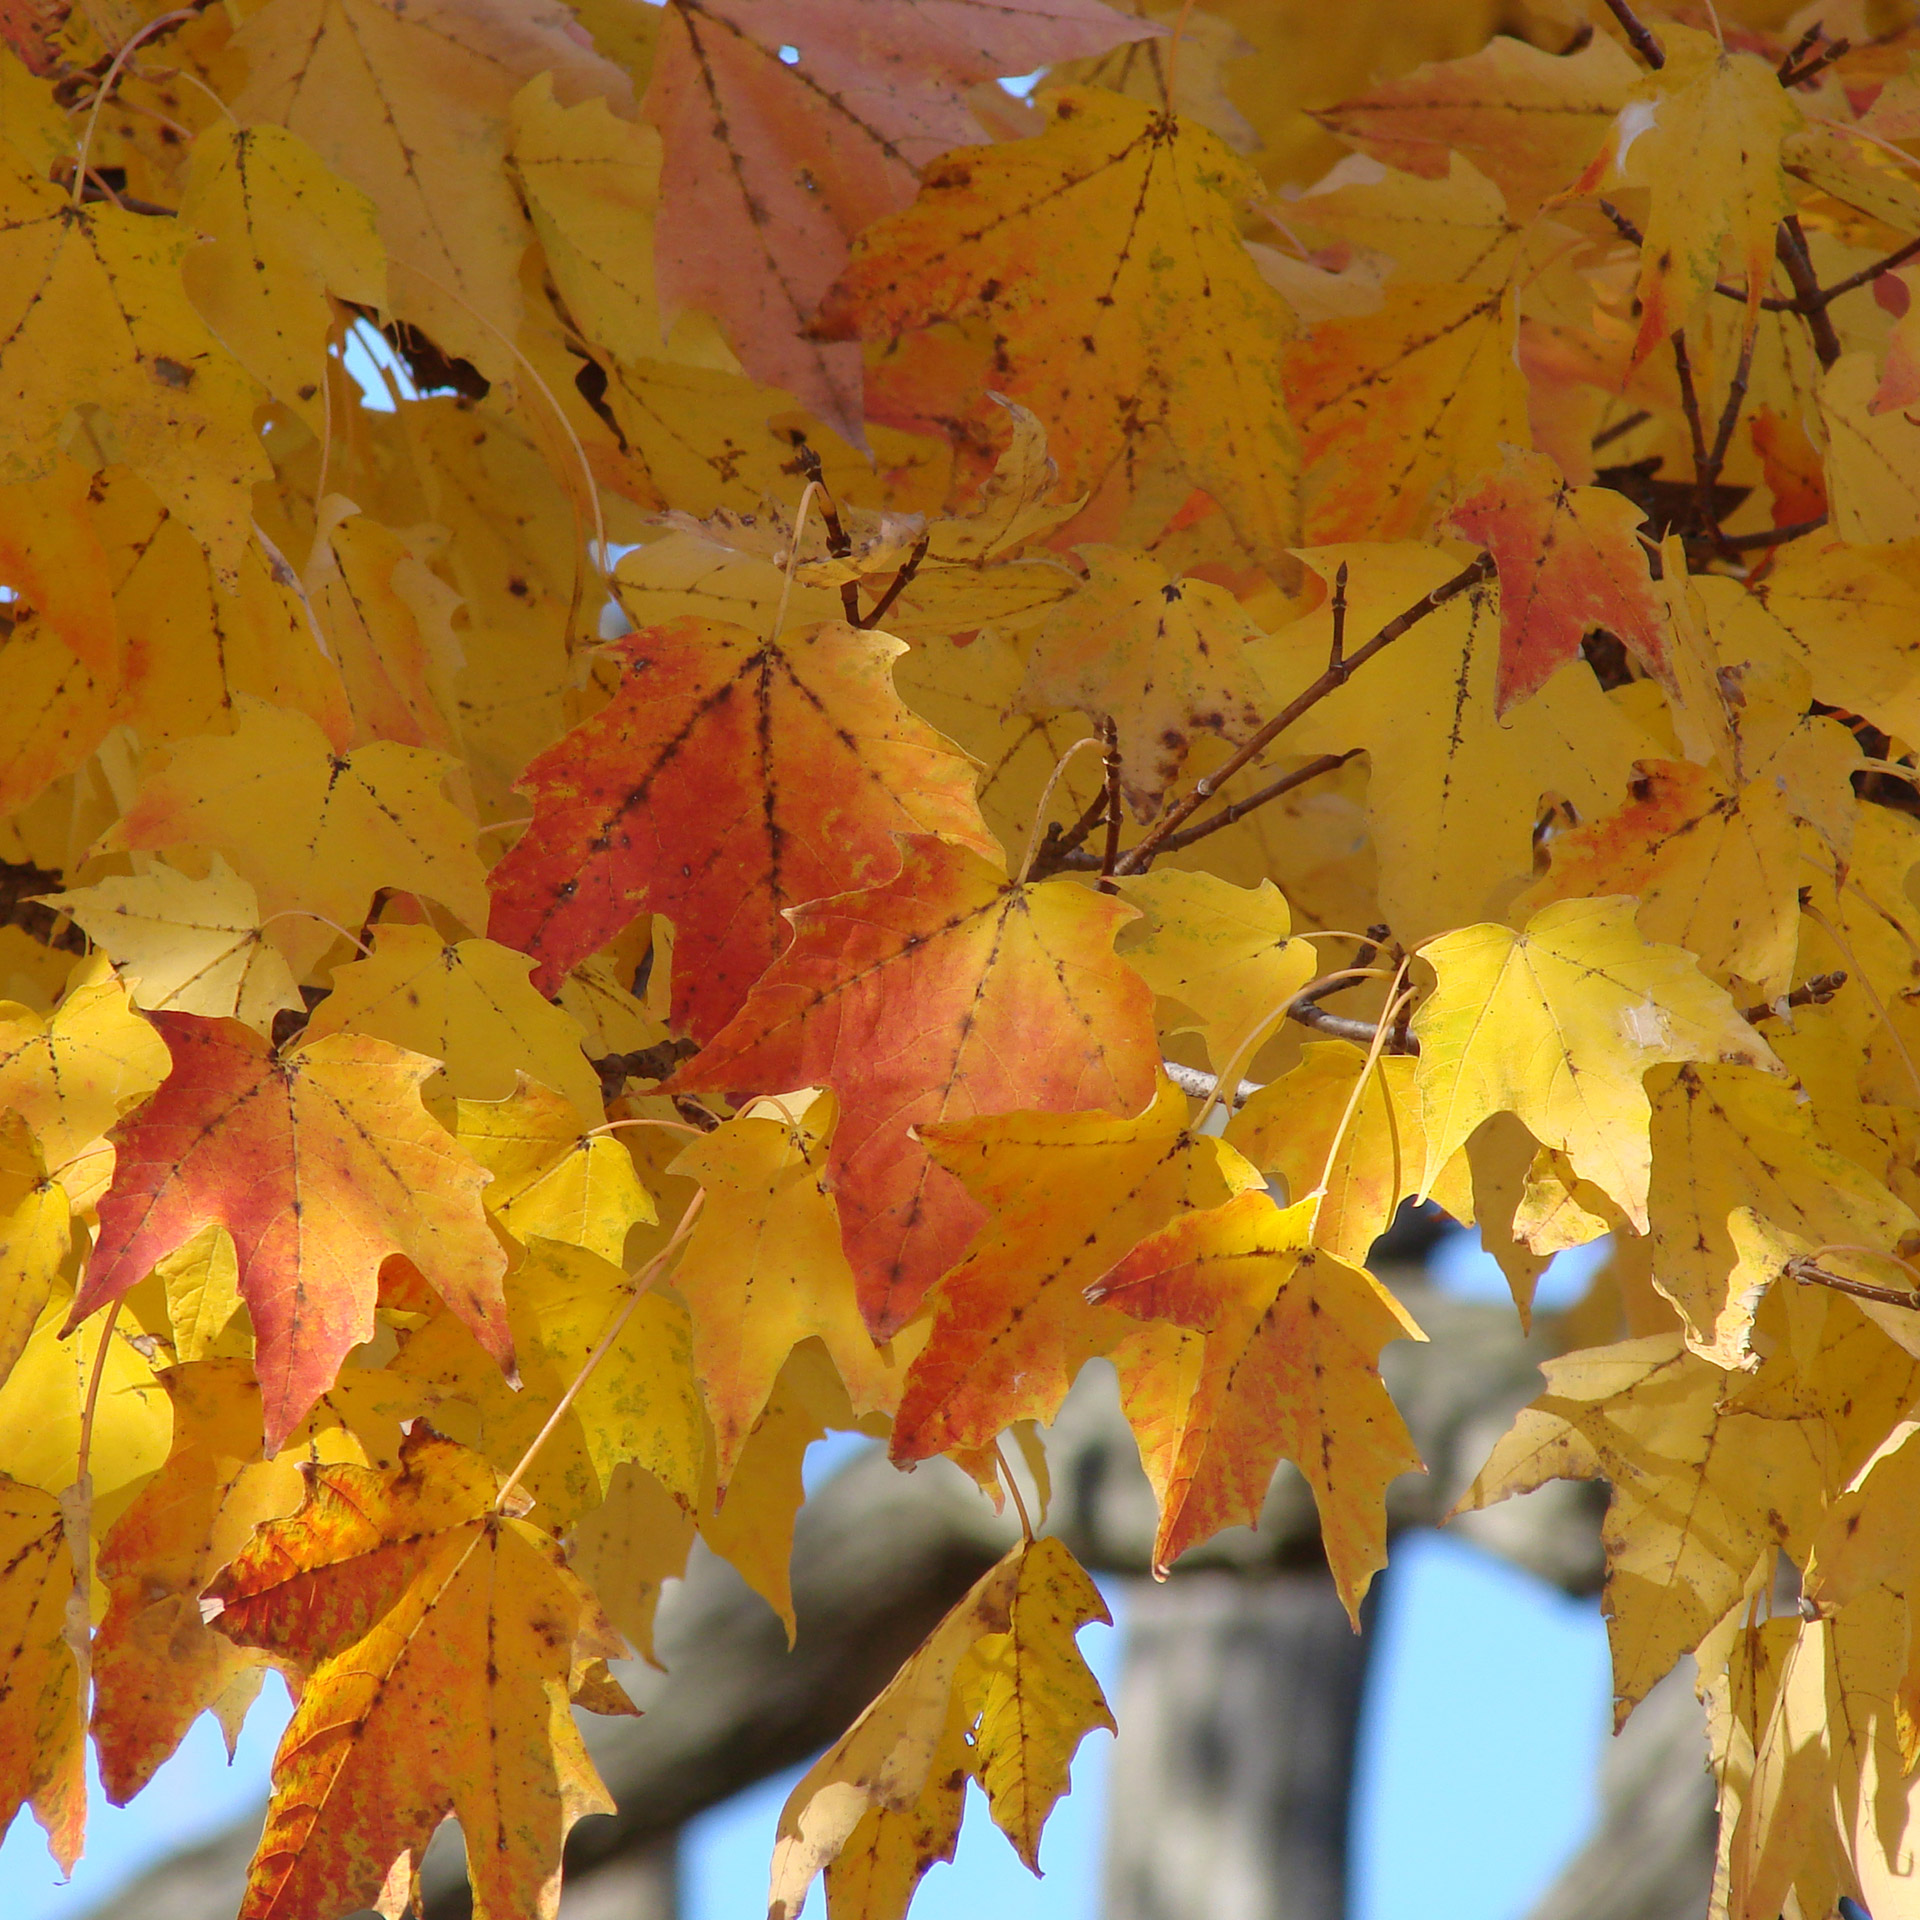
[
  {"left": 1125, "top": 753, "right": 1361, "bottom": 862},
  {"left": 1699, "top": 324, "right": 1758, "bottom": 548},
  {"left": 1672, "top": 332, "right": 1712, "bottom": 493},
  {"left": 1807, "top": 234, "right": 1920, "bottom": 311},
  {"left": 1779, "top": 37, "right": 1849, "bottom": 90},
  {"left": 1600, "top": 0, "right": 1665, "bottom": 66},
  {"left": 788, "top": 446, "right": 860, "bottom": 624},
  {"left": 1790, "top": 1258, "right": 1918, "bottom": 1309},
  {"left": 1018, "top": 736, "right": 1106, "bottom": 885},
  {"left": 1740, "top": 971, "right": 1847, "bottom": 1024},
  {"left": 1597, "top": 202, "right": 1791, "bottom": 312},
  {"left": 1775, "top": 22, "right": 1823, "bottom": 81},
  {"left": 1591, "top": 409, "right": 1652, "bottom": 452},
  {"left": 1708, "top": 514, "right": 1829, "bottom": 553},
  {"left": 858, "top": 536, "right": 928, "bottom": 630},
  {"left": 1775, "top": 217, "right": 1844, "bottom": 367},
  {"left": 1097, "top": 719, "right": 1124, "bottom": 893},
  {"left": 1328, "top": 561, "right": 1349, "bottom": 676},
  {"left": 1115, "top": 553, "right": 1495, "bottom": 875}
]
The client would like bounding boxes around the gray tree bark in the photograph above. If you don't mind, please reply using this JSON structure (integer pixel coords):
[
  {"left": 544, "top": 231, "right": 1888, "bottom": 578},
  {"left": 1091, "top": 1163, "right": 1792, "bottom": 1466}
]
[{"left": 78, "top": 1281, "right": 1712, "bottom": 1920}]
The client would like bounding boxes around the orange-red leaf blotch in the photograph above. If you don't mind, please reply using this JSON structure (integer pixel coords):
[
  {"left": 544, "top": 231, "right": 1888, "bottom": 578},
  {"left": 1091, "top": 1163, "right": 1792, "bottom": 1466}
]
[
  {"left": 74, "top": 1017, "right": 512, "bottom": 1451},
  {"left": 1449, "top": 447, "right": 1671, "bottom": 712},
  {"left": 675, "top": 835, "right": 1161, "bottom": 1334},
  {"left": 486, "top": 616, "right": 994, "bottom": 1037}
]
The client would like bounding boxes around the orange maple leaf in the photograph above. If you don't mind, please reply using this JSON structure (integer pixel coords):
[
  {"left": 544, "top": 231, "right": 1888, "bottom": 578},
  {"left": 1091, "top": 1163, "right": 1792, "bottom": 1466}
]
[
  {"left": 1088, "top": 1190, "right": 1424, "bottom": 1610},
  {"left": 675, "top": 835, "right": 1160, "bottom": 1334},
  {"left": 643, "top": 0, "right": 1154, "bottom": 434},
  {"left": 72, "top": 1017, "right": 512, "bottom": 1452},
  {"left": 1449, "top": 446, "right": 1671, "bottom": 712},
  {"left": 487, "top": 615, "right": 993, "bottom": 1036},
  {"left": 204, "top": 1430, "right": 632, "bottom": 1920}
]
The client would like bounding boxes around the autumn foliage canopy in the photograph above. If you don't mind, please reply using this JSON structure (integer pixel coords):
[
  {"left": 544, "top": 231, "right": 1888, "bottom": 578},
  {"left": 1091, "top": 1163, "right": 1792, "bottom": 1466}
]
[{"left": 6, "top": 0, "right": 1920, "bottom": 1913}]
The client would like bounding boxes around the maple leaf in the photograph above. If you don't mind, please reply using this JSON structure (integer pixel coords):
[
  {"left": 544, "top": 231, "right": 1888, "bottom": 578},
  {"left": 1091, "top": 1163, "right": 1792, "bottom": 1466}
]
[
  {"left": 893, "top": 1074, "right": 1260, "bottom": 1461},
  {"left": 1286, "top": 283, "right": 1528, "bottom": 544},
  {"left": 40, "top": 857, "right": 303, "bottom": 1038},
  {"left": 770, "top": 1534, "right": 1110, "bottom": 1918},
  {"left": 1089, "top": 1189, "right": 1423, "bottom": 1607},
  {"left": 0, "top": 138, "right": 270, "bottom": 579},
  {"left": 676, "top": 834, "right": 1161, "bottom": 1334},
  {"left": 1462, "top": 1296, "right": 1920, "bottom": 1719},
  {"left": 1225, "top": 1041, "right": 1473, "bottom": 1268},
  {"left": 1250, "top": 545, "right": 1650, "bottom": 945},
  {"left": 102, "top": 698, "right": 489, "bottom": 976},
  {"left": 1292, "top": 152, "right": 1524, "bottom": 288},
  {"left": 509, "top": 74, "right": 666, "bottom": 369},
  {"left": 1593, "top": 27, "right": 1801, "bottom": 362},
  {"left": 0, "top": 1474, "right": 83, "bottom": 1874},
  {"left": 487, "top": 615, "right": 996, "bottom": 1037},
  {"left": 1644, "top": 1064, "right": 1917, "bottom": 1371},
  {"left": 666, "top": 1093, "right": 892, "bottom": 1485},
  {"left": 230, "top": 0, "right": 628, "bottom": 385},
  {"left": 303, "top": 923, "right": 603, "bottom": 1122},
  {"left": 0, "top": 1115, "right": 68, "bottom": 1394},
  {"left": 204, "top": 1429, "right": 634, "bottom": 1920},
  {"left": 1114, "top": 870, "right": 1315, "bottom": 1075},
  {"left": 643, "top": 0, "right": 1154, "bottom": 435},
  {"left": 91, "top": 1358, "right": 402, "bottom": 1803},
  {"left": 1413, "top": 896, "right": 1783, "bottom": 1233},
  {"left": 1020, "top": 547, "right": 1268, "bottom": 819},
  {"left": 0, "top": 951, "right": 170, "bottom": 1216},
  {"left": 1448, "top": 445, "right": 1671, "bottom": 712},
  {"left": 390, "top": 1236, "right": 706, "bottom": 1526},
  {"left": 178, "top": 123, "right": 386, "bottom": 437},
  {"left": 819, "top": 87, "right": 1300, "bottom": 574},
  {"left": 953, "top": 1535, "right": 1114, "bottom": 1870},
  {"left": 1313, "top": 31, "right": 1640, "bottom": 213},
  {"left": 456, "top": 1077, "right": 656, "bottom": 1267},
  {"left": 0, "top": 462, "right": 117, "bottom": 682},
  {"left": 74, "top": 1016, "right": 513, "bottom": 1452}
]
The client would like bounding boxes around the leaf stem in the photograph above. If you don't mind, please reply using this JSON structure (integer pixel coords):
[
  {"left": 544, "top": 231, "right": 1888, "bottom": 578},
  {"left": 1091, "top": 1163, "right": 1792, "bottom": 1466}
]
[
  {"left": 72, "top": 9, "right": 199, "bottom": 207},
  {"left": 492, "top": 1190, "right": 706, "bottom": 1515},
  {"left": 1017, "top": 736, "right": 1106, "bottom": 885},
  {"left": 993, "top": 1439, "right": 1035, "bottom": 1545},
  {"left": 1097, "top": 719, "right": 1124, "bottom": 893}
]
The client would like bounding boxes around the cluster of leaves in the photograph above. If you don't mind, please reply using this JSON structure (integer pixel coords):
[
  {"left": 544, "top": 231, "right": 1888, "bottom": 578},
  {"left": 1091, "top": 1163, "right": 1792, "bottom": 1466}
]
[{"left": 8, "top": 0, "right": 1920, "bottom": 1914}]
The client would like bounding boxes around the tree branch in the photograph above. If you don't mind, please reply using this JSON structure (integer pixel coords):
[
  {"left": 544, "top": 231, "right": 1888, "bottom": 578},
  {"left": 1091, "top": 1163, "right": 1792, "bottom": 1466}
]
[
  {"left": 1114, "top": 554, "right": 1495, "bottom": 876},
  {"left": 1741, "top": 970, "right": 1846, "bottom": 1024},
  {"left": 1703, "top": 513, "right": 1828, "bottom": 553},
  {"left": 1120, "top": 752, "right": 1361, "bottom": 863},
  {"left": 1600, "top": 0, "right": 1664, "bottom": 67},
  {"left": 857, "top": 536, "right": 928, "bottom": 630},
  {"left": 1806, "top": 234, "right": 1920, "bottom": 312},
  {"left": 1775, "top": 216, "right": 1844, "bottom": 367}
]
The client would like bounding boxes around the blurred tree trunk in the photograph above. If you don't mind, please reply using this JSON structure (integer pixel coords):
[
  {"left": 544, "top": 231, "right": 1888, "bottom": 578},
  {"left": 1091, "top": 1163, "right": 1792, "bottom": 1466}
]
[{"left": 1103, "top": 1570, "right": 1370, "bottom": 1920}]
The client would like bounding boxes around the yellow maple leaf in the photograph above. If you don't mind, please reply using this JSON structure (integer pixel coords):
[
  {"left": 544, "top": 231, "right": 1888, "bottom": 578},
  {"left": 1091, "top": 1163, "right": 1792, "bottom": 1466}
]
[
  {"left": 0, "top": 137, "right": 270, "bottom": 579},
  {"left": 1021, "top": 548, "right": 1268, "bottom": 819},
  {"left": 0, "top": 1473, "right": 84, "bottom": 1873},
  {"left": 0, "top": 951, "right": 170, "bottom": 1215},
  {"left": 390, "top": 1236, "right": 705, "bottom": 1527},
  {"left": 666, "top": 1093, "right": 891, "bottom": 1486},
  {"left": 0, "top": 1114, "right": 68, "bottom": 1395},
  {"left": 456, "top": 1076, "right": 655, "bottom": 1267},
  {"left": 178, "top": 122, "right": 385, "bottom": 436},
  {"left": 1226, "top": 1041, "right": 1473, "bottom": 1268},
  {"left": 954, "top": 1535, "right": 1114, "bottom": 1871},
  {"left": 1252, "top": 545, "right": 1650, "bottom": 945},
  {"left": 1116, "top": 870, "right": 1315, "bottom": 1074},
  {"left": 1414, "top": 897, "right": 1782, "bottom": 1233},
  {"left": 1600, "top": 26, "right": 1801, "bottom": 361},
  {"left": 564, "top": 1461, "right": 694, "bottom": 1665},
  {"left": 510, "top": 73, "right": 665, "bottom": 367},
  {"left": 306, "top": 923, "right": 603, "bottom": 1123},
  {"left": 101, "top": 698, "right": 488, "bottom": 976},
  {"left": 230, "top": 0, "right": 628, "bottom": 384},
  {"left": 41, "top": 856, "right": 303, "bottom": 1038}
]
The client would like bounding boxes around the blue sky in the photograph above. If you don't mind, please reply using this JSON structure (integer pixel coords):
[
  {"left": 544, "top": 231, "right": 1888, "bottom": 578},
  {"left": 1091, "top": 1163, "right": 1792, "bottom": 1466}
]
[{"left": 4, "top": 1227, "right": 1618, "bottom": 1920}]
